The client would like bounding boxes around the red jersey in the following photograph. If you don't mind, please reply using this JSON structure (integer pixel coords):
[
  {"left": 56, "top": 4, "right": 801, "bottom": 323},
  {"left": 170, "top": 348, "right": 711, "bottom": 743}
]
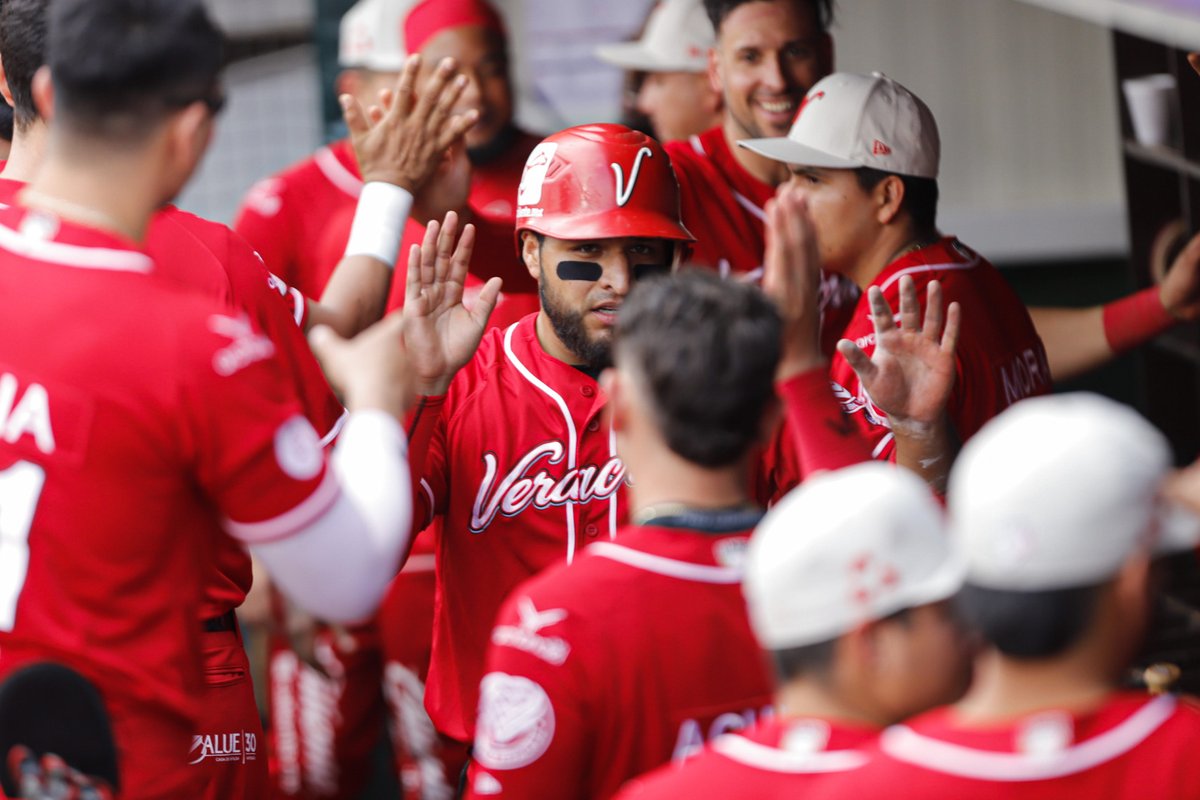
[
  {"left": 465, "top": 520, "right": 775, "bottom": 799},
  {"left": 409, "top": 314, "right": 628, "bottom": 742},
  {"left": 0, "top": 207, "right": 338, "bottom": 796},
  {"left": 811, "top": 692, "right": 1200, "bottom": 799},
  {"left": 615, "top": 717, "right": 877, "bottom": 800}
]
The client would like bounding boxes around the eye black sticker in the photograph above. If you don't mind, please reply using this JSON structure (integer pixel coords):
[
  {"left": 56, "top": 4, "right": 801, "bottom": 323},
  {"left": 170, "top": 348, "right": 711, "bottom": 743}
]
[{"left": 556, "top": 261, "right": 604, "bottom": 281}]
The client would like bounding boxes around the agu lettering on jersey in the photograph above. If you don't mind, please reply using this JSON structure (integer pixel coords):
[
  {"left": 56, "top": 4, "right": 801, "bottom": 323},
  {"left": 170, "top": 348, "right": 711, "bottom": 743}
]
[{"left": 465, "top": 523, "right": 775, "bottom": 799}]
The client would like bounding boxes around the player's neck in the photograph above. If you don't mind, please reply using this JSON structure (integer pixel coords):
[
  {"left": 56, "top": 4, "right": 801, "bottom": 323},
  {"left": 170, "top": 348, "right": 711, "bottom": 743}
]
[
  {"left": 843, "top": 225, "right": 923, "bottom": 290},
  {"left": 954, "top": 645, "right": 1119, "bottom": 724},
  {"left": 0, "top": 121, "right": 48, "bottom": 184},
  {"left": 722, "top": 116, "right": 790, "bottom": 187},
  {"left": 775, "top": 679, "right": 888, "bottom": 730},
  {"left": 627, "top": 449, "right": 751, "bottom": 520},
  {"left": 28, "top": 152, "right": 156, "bottom": 243}
]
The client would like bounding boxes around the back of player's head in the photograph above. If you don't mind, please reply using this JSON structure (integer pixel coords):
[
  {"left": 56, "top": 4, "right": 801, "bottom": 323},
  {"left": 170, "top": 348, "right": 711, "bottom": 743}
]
[
  {"left": 745, "top": 462, "right": 963, "bottom": 680},
  {"left": 613, "top": 270, "right": 779, "bottom": 467},
  {"left": 948, "top": 393, "right": 1200, "bottom": 658},
  {"left": 704, "top": 0, "right": 834, "bottom": 34},
  {"left": 47, "top": 0, "right": 224, "bottom": 142},
  {"left": 0, "top": 662, "right": 120, "bottom": 796},
  {"left": 0, "top": 0, "right": 48, "bottom": 130},
  {"left": 515, "top": 123, "right": 693, "bottom": 252}
]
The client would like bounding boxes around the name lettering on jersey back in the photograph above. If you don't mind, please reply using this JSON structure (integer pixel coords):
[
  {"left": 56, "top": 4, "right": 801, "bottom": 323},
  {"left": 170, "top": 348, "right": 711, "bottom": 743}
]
[
  {"left": 1000, "top": 346, "right": 1051, "bottom": 406},
  {"left": 672, "top": 705, "right": 775, "bottom": 762},
  {"left": 0, "top": 373, "right": 54, "bottom": 455},
  {"left": 471, "top": 442, "right": 626, "bottom": 533}
]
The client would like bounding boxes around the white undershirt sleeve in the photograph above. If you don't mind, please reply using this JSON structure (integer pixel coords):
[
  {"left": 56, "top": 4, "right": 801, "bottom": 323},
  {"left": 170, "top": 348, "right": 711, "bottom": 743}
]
[{"left": 248, "top": 409, "right": 412, "bottom": 623}]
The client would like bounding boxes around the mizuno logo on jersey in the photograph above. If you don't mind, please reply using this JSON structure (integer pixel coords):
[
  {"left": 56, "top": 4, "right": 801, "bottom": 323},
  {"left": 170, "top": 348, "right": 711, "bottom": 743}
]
[{"left": 470, "top": 442, "right": 626, "bottom": 533}]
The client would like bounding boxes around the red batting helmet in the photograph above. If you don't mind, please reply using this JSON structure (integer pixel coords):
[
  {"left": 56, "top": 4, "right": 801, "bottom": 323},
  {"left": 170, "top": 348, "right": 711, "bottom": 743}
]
[{"left": 514, "top": 123, "right": 694, "bottom": 250}]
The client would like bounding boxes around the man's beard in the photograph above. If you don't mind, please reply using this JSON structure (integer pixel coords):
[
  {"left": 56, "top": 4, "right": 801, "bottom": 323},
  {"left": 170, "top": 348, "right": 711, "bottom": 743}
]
[{"left": 539, "top": 279, "right": 613, "bottom": 371}]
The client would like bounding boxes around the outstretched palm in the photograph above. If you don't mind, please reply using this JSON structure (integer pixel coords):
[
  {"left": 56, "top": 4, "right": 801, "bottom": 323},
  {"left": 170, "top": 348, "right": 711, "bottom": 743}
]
[
  {"left": 402, "top": 211, "right": 502, "bottom": 395},
  {"left": 837, "top": 275, "right": 961, "bottom": 431}
]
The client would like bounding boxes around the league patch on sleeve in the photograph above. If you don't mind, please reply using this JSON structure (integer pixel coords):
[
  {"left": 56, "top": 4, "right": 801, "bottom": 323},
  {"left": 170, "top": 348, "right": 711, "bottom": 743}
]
[
  {"left": 474, "top": 673, "right": 556, "bottom": 770},
  {"left": 273, "top": 416, "right": 323, "bottom": 481}
]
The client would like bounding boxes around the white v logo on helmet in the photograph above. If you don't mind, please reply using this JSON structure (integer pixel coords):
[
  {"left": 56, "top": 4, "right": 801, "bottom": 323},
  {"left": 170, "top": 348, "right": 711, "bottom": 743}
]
[{"left": 611, "top": 147, "right": 654, "bottom": 207}]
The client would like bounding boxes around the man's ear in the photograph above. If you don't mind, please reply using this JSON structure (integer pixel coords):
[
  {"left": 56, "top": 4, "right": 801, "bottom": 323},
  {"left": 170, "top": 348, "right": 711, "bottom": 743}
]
[
  {"left": 163, "top": 101, "right": 215, "bottom": 190},
  {"left": 756, "top": 395, "right": 783, "bottom": 446},
  {"left": 31, "top": 65, "right": 53, "bottom": 123},
  {"left": 875, "top": 174, "right": 906, "bottom": 226},
  {"left": 707, "top": 46, "right": 723, "bottom": 96},
  {"left": 599, "top": 367, "right": 625, "bottom": 431},
  {"left": 0, "top": 55, "right": 14, "bottom": 109},
  {"left": 520, "top": 230, "right": 541, "bottom": 282}
]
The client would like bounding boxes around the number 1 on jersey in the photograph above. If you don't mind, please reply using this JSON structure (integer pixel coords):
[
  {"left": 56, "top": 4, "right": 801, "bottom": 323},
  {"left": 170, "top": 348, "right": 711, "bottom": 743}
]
[{"left": 0, "top": 461, "right": 46, "bottom": 631}]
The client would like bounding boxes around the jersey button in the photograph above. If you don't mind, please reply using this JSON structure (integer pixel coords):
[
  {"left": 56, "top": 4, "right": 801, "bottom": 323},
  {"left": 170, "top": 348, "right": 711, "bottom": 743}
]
[
  {"left": 581, "top": 385, "right": 595, "bottom": 397},
  {"left": 584, "top": 524, "right": 599, "bottom": 538},
  {"left": 587, "top": 419, "right": 600, "bottom": 433}
]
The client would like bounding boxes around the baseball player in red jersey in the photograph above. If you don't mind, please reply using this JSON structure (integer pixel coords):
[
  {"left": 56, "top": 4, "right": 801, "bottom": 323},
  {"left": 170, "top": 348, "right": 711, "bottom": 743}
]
[
  {"left": 614, "top": 462, "right": 969, "bottom": 800},
  {"left": 396, "top": 124, "right": 691, "bottom": 760},
  {"left": 0, "top": 0, "right": 421, "bottom": 797},
  {"left": 808, "top": 394, "right": 1200, "bottom": 799},
  {"left": 0, "top": 2, "right": 475, "bottom": 797},
  {"left": 462, "top": 272, "right": 781, "bottom": 799},
  {"left": 741, "top": 72, "right": 1049, "bottom": 495}
]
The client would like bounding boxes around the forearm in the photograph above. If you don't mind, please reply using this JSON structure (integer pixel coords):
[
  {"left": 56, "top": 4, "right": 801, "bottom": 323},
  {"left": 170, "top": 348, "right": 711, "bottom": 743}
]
[
  {"left": 777, "top": 367, "right": 873, "bottom": 478},
  {"left": 890, "top": 414, "right": 959, "bottom": 496}
]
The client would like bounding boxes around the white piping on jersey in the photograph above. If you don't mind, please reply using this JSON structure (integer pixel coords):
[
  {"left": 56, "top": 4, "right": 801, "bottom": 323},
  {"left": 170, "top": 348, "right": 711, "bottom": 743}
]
[
  {"left": 400, "top": 553, "right": 436, "bottom": 574},
  {"left": 419, "top": 478, "right": 435, "bottom": 528},
  {"left": 314, "top": 146, "right": 363, "bottom": 199},
  {"left": 608, "top": 424, "right": 619, "bottom": 540},
  {"left": 876, "top": 257, "right": 979, "bottom": 295},
  {"left": 288, "top": 286, "right": 306, "bottom": 327},
  {"left": 712, "top": 733, "right": 868, "bottom": 774},
  {"left": 688, "top": 134, "right": 706, "bottom": 157},
  {"left": 587, "top": 542, "right": 743, "bottom": 584},
  {"left": 879, "top": 694, "right": 1177, "bottom": 782},
  {"left": 318, "top": 409, "right": 349, "bottom": 449},
  {"left": 0, "top": 219, "right": 153, "bottom": 273},
  {"left": 503, "top": 323, "right": 580, "bottom": 564},
  {"left": 732, "top": 191, "right": 767, "bottom": 222},
  {"left": 224, "top": 467, "right": 342, "bottom": 544},
  {"left": 871, "top": 432, "right": 894, "bottom": 459}
]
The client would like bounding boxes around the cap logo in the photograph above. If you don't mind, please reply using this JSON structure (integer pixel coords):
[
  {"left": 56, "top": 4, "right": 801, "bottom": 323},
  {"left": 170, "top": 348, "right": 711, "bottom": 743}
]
[
  {"left": 794, "top": 90, "right": 825, "bottom": 124},
  {"left": 517, "top": 143, "right": 557, "bottom": 207},
  {"left": 872, "top": 140, "right": 892, "bottom": 156},
  {"left": 612, "top": 146, "right": 654, "bottom": 207}
]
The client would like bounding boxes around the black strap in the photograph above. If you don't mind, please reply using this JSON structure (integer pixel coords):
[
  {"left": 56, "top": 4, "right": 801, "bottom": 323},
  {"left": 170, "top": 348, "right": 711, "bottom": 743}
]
[{"left": 201, "top": 610, "right": 237, "bottom": 633}]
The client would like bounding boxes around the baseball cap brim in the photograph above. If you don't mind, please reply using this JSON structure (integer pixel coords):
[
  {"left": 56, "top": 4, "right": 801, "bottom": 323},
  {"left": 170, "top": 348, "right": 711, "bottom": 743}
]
[
  {"left": 738, "top": 137, "right": 861, "bottom": 169},
  {"left": 594, "top": 41, "right": 705, "bottom": 73}
]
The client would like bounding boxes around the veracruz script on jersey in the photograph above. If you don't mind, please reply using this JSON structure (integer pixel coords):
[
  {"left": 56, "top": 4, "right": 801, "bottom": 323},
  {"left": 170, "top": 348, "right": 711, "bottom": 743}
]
[
  {"left": 408, "top": 314, "right": 628, "bottom": 743},
  {"left": 0, "top": 207, "right": 337, "bottom": 797},
  {"left": 465, "top": 523, "right": 775, "bottom": 799},
  {"left": 808, "top": 692, "right": 1200, "bottom": 799},
  {"left": 614, "top": 717, "right": 877, "bottom": 800}
]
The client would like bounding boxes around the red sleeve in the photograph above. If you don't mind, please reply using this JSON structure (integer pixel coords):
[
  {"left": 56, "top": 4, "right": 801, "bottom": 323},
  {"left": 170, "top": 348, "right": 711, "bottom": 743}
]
[
  {"left": 777, "top": 368, "right": 873, "bottom": 477},
  {"left": 181, "top": 309, "right": 337, "bottom": 544},
  {"left": 405, "top": 394, "right": 448, "bottom": 530},
  {"left": 465, "top": 588, "right": 589, "bottom": 799}
]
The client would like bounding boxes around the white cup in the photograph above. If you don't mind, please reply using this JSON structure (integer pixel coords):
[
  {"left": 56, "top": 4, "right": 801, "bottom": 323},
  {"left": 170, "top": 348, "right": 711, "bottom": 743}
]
[{"left": 1123, "top": 73, "right": 1178, "bottom": 148}]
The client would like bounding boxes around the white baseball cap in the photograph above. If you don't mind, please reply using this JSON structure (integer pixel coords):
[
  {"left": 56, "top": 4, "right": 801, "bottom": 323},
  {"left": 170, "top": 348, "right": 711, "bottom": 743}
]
[
  {"left": 949, "top": 393, "right": 1200, "bottom": 592},
  {"left": 739, "top": 72, "right": 940, "bottom": 179},
  {"left": 339, "top": 0, "right": 413, "bottom": 71},
  {"left": 745, "top": 463, "right": 964, "bottom": 650},
  {"left": 594, "top": 0, "right": 714, "bottom": 73}
]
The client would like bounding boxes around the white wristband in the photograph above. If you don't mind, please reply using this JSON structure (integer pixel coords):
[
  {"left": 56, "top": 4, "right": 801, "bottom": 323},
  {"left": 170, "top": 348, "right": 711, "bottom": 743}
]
[{"left": 343, "top": 181, "right": 414, "bottom": 269}]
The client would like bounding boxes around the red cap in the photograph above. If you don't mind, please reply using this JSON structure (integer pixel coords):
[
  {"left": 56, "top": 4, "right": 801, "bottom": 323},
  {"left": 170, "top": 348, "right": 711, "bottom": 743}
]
[
  {"left": 404, "top": 0, "right": 506, "bottom": 54},
  {"left": 514, "top": 123, "right": 693, "bottom": 249}
]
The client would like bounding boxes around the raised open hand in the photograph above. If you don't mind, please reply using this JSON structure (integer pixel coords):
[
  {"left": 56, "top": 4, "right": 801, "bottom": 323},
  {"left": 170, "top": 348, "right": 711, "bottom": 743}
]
[
  {"left": 341, "top": 54, "right": 479, "bottom": 193},
  {"left": 402, "top": 211, "right": 502, "bottom": 395},
  {"left": 762, "top": 183, "right": 825, "bottom": 378},
  {"left": 837, "top": 275, "right": 961, "bottom": 434}
]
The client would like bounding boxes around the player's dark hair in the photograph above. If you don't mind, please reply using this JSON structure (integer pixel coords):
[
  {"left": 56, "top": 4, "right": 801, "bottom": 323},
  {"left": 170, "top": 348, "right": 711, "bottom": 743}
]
[
  {"left": 769, "top": 607, "right": 912, "bottom": 683},
  {"left": 47, "top": 0, "right": 225, "bottom": 142},
  {"left": 855, "top": 167, "right": 939, "bottom": 237},
  {"left": 954, "top": 582, "right": 1102, "bottom": 659},
  {"left": 0, "top": 100, "right": 12, "bottom": 142},
  {"left": 615, "top": 269, "right": 781, "bottom": 468},
  {"left": 704, "top": 0, "right": 835, "bottom": 33},
  {"left": 0, "top": 0, "right": 48, "bottom": 129}
]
